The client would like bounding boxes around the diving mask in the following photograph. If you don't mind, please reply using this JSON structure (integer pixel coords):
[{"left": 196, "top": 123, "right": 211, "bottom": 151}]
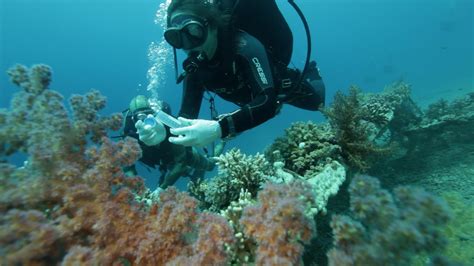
[{"left": 164, "top": 14, "right": 208, "bottom": 50}]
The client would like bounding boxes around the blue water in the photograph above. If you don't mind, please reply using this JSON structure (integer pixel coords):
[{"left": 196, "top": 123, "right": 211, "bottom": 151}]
[{"left": 1, "top": 0, "right": 472, "bottom": 184}]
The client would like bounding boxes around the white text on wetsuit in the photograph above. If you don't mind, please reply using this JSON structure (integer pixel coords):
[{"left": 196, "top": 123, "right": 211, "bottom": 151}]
[{"left": 252, "top": 57, "right": 268, "bottom": 85}]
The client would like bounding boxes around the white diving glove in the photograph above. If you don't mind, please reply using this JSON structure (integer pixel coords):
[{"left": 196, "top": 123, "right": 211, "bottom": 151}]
[
  {"left": 135, "top": 114, "right": 166, "bottom": 146},
  {"left": 169, "top": 117, "right": 222, "bottom": 147}
]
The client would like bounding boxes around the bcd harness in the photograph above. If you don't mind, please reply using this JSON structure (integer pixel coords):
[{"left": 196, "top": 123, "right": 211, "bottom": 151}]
[{"left": 172, "top": 0, "right": 313, "bottom": 96}]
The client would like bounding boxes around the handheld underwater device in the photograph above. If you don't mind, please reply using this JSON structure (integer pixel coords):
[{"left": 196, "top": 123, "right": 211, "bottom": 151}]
[
  {"left": 154, "top": 109, "right": 183, "bottom": 128},
  {"left": 143, "top": 116, "right": 158, "bottom": 129}
]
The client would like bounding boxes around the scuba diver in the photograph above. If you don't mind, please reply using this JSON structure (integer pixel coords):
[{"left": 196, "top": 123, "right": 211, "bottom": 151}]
[
  {"left": 152, "top": 0, "right": 326, "bottom": 148},
  {"left": 122, "top": 95, "right": 220, "bottom": 189},
  {"left": 156, "top": 0, "right": 325, "bottom": 146}
]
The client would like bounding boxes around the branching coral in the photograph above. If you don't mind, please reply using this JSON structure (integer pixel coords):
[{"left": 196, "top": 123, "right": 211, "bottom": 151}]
[
  {"left": 322, "top": 86, "right": 392, "bottom": 171},
  {"left": 189, "top": 148, "right": 270, "bottom": 211},
  {"left": 360, "top": 81, "right": 415, "bottom": 126},
  {"left": 384, "top": 91, "right": 474, "bottom": 166},
  {"left": 327, "top": 175, "right": 452, "bottom": 266},
  {"left": 423, "top": 92, "right": 474, "bottom": 123},
  {"left": 265, "top": 121, "right": 342, "bottom": 177},
  {"left": 359, "top": 82, "right": 423, "bottom": 153},
  {"left": 2, "top": 64, "right": 461, "bottom": 265},
  {"left": 219, "top": 189, "right": 256, "bottom": 264}
]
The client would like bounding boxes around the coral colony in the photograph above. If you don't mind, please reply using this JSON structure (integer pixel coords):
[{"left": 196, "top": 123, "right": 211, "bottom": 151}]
[{"left": 1, "top": 64, "right": 472, "bottom": 265}]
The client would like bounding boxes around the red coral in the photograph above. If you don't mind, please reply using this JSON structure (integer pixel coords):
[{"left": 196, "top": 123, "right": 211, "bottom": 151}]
[
  {"left": 1, "top": 65, "right": 236, "bottom": 265},
  {"left": 0, "top": 209, "right": 62, "bottom": 265},
  {"left": 240, "top": 181, "right": 316, "bottom": 265},
  {"left": 169, "top": 213, "right": 235, "bottom": 266}
]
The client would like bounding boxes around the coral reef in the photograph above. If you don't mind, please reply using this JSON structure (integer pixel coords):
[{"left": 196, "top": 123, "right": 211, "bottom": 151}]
[
  {"left": 1, "top": 64, "right": 467, "bottom": 265},
  {"left": 219, "top": 189, "right": 255, "bottom": 264},
  {"left": 0, "top": 64, "right": 122, "bottom": 162},
  {"left": 370, "top": 90, "right": 474, "bottom": 178},
  {"left": 327, "top": 175, "right": 452, "bottom": 266},
  {"left": 360, "top": 81, "right": 419, "bottom": 127},
  {"left": 322, "top": 86, "right": 392, "bottom": 171},
  {"left": 424, "top": 92, "right": 474, "bottom": 121},
  {"left": 240, "top": 180, "right": 316, "bottom": 265},
  {"left": 265, "top": 121, "right": 342, "bottom": 177},
  {"left": 404, "top": 92, "right": 474, "bottom": 150},
  {"left": 189, "top": 148, "right": 270, "bottom": 211},
  {"left": 0, "top": 65, "right": 236, "bottom": 265},
  {"left": 0, "top": 209, "right": 62, "bottom": 263},
  {"left": 267, "top": 160, "right": 346, "bottom": 216},
  {"left": 186, "top": 147, "right": 329, "bottom": 264},
  {"left": 0, "top": 64, "right": 124, "bottom": 210},
  {"left": 193, "top": 144, "right": 346, "bottom": 218}
]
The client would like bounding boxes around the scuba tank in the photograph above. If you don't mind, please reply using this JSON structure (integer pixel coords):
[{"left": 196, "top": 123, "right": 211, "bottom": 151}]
[
  {"left": 229, "top": 0, "right": 312, "bottom": 89},
  {"left": 230, "top": 0, "right": 294, "bottom": 66},
  {"left": 174, "top": 0, "right": 312, "bottom": 91}
]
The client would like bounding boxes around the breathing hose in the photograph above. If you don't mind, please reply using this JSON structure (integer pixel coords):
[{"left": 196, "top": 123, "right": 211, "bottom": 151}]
[
  {"left": 288, "top": 0, "right": 312, "bottom": 91},
  {"left": 172, "top": 0, "right": 312, "bottom": 88}
]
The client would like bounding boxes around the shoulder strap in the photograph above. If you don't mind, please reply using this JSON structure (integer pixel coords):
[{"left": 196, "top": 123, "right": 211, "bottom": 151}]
[{"left": 230, "top": 0, "right": 293, "bottom": 66}]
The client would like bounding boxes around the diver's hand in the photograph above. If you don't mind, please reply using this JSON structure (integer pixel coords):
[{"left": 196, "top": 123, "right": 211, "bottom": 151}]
[
  {"left": 169, "top": 117, "right": 222, "bottom": 147},
  {"left": 135, "top": 114, "right": 166, "bottom": 146}
]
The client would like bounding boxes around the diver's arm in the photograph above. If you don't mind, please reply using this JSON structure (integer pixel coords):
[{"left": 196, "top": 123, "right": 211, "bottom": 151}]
[
  {"left": 218, "top": 32, "right": 279, "bottom": 138},
  {"left": 178, "top": 73, "right": 205, "bottom": 119}
]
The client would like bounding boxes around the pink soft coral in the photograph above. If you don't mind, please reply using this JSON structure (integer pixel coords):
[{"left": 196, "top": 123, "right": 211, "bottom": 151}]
[
  {"left": 240, "top": 181, "right": 316, "bottom": 265},
  {"left": 0, "top": 65, "right": 235, "bottom": 265}
]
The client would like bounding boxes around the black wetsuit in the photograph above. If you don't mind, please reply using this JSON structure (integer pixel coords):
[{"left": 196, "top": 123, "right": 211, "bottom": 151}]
[
  {"left": 122, "top": 110, "right": 213, "bottom": 188},
  {"left": 179, "top": 30, "right": 325, "bottom": 138}
]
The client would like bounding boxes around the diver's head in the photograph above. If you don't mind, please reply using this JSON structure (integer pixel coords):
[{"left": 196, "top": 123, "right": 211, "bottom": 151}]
[
  {"left": 129, "top": 95, "right": 153, "bottom": 123},
  {"left": 165, "top": 0, "right": 227, "bottom": 60}
]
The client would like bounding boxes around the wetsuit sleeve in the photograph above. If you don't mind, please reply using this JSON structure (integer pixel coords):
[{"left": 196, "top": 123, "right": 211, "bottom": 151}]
[
  {"left": 178, "top": 72, "right": 205, "bottom": 119},
  {"left": 218, "top": 32, "right": 279, "bottom": 138}
]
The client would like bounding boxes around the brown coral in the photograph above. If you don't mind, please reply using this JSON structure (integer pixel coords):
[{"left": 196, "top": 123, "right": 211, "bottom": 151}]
[
  {"left": 328, "top": 175, "right": 452, "bottom": 266},
  {"left": 265, "top": 121, "right": 342, "bottom": 177},
  {"left": 322, "top": 86, "right": 391, "bottom": 171},
  {"left": 0, "top": 64, "right": 235, "bottom": 265}
]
